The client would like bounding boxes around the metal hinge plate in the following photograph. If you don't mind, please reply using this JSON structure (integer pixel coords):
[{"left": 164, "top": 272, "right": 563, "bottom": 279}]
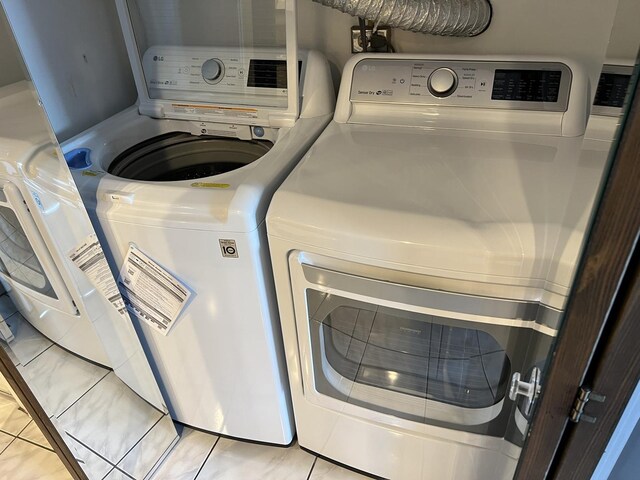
[{"left": 570, "top": 387, "right": 606, "bottom": 423}]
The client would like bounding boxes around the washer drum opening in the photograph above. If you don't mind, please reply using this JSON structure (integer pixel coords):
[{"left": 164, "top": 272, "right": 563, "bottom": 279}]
[{"left": 108, "top": 132, "right": 273, "bottom": 181}]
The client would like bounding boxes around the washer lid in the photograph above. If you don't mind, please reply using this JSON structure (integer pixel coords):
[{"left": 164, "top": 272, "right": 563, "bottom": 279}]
[{"left": 115, "top": 0, "right": 299, "bottom": 127}]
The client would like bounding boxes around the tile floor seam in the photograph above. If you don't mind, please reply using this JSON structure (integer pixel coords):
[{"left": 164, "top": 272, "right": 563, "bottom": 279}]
[
  {"left": 16, "top": 433, "right": 54, "bottom": 452},
  {"left": 2, "top": 310, "right": 22, "bottom": 325},
  {"left": 142, "top": 433, "right": 180, "bottom": 480},
  {"left": 21, "top": 342, "right": 54, "bottom": 368},
  {"left": 16, "top": 419, "right": 55, "bottom": 453},
  {"left": 54, "top": 370, "right": 111, "bottom": 419},
  {"left": 65, "top": 432, "right": 119, "bottom": 470},
  {"left": 0, "top": 434, "right": 17, "bottom": 456},
  {"left": 306, "top": 456, "right": 319, "bottom": 480},
  {"left": 14, "top": 420, "right": 31, "bottom": 437},
  {"left": 113, "top": 413, "right": 165, "bottom": 467},
  {"left": 104, "top": 466, "right": 136, "bottom": 480},
  {"left": 116, "top": 466, "right": 136, "bottom": 480},
  {"left": 193, "top": 435, "right": 220, "bottom": 480}
]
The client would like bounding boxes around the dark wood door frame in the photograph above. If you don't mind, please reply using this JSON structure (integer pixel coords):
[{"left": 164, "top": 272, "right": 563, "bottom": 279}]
[
  {"left": 515, "top": 72, "right": 640, "bottom": 479},
  {"left": 553, "top": 250, "right": 640, "bottom": 478},
  {"left": 0, "top": 345, "right": 88, "bottom": 480}
]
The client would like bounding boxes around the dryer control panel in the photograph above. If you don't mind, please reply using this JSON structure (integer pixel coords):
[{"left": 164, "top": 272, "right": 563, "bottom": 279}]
[
  {"left": 591, "top": 64, "right": 633, "bottom": 117},
  {"left": 350, "top": 59, "right": 572, "bottom": 112}
]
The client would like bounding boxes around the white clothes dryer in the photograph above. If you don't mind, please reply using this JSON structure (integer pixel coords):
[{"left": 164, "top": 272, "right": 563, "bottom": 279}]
[
  {"left": 267, "top": 54, "right": 603, "bottom": 478},
  {"left": 546, "top": 62, "right": 634, "bottom": 296},
  {"left": 0, "top": 81, "right": 109, "bottom": 365},
  {"left": 0, "top": 81, "right": 166, "bottom": 412},
  {"left": 63, "top": 0, "right": 334, "bottom": 445}
]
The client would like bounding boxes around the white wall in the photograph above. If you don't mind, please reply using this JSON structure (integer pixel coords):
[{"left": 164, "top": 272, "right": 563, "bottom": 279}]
[
  {"left": 592, "top": 380, "right": 640, "bottom": 480},
  {"left": 298, "top": 0, "right": 621, "bottom": 92},
  {"left": 0, "top": 7, "right": 24, "bottom": 88},
  {"left": 2, "top": 0, "right": 136, "bottom": 142},
  {"left": 605, "top": 0, "right": 640, "bottom": 62},
  {"left": 609, "top": 420, "right": 640, "bottom": 479}
]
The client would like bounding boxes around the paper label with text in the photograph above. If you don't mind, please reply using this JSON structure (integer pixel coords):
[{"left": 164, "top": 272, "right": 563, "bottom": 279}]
[
  {"left": 117, "top": 245, "right": 191, "bottom": 336},
  {"left": 68, "top": 234, "right": 127, "bottom": 318}
]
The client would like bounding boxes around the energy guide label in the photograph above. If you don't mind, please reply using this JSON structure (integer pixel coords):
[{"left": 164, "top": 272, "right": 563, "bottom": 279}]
[
  {"left": 117, "top": 245, "right": 192, "bottom": 336},
  {"left": 68, "top": 234, "right": 127, "bottom": 318}
]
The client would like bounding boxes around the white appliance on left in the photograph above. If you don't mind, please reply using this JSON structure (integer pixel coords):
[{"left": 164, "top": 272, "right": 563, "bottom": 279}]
[
  {"left": 61, "top": 0, "right": 334, "bottom": 444},
  {"left": 0, "top": 80, "right": 167, "bottom": 412}
]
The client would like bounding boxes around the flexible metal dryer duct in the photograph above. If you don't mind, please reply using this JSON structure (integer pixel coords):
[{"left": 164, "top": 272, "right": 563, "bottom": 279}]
[{"left": 313, "top": 0, "right": 492, "bottom": 37}]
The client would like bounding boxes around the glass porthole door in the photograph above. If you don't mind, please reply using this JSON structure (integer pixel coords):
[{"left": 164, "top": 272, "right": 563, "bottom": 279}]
[
  {"left": 290, "top": 254, "right": 555, "bottom": 447},
  {"left": 0, "top": 181, "right": 77, "bottom": 315}
]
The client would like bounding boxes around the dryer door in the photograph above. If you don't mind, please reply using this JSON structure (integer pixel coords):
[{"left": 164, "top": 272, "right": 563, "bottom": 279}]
[
  {"left": 0, "top": 181, "right": 77, "bottom": 315},
  {"left": 289, "top": 252, "right": 556, "bottom": 445}
]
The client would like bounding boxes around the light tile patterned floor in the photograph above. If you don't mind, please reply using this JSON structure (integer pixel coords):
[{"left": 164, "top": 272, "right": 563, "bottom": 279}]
[
  {"left": 0, "top": 390, "right": 373, "bottom": 480},
  {"left": 146, "top": 432, "right": 373, "bottom": 480},
  {"left": 0, "top": 294, "right": 373, "bottom": 480},
  {"left": 0, "top": 394, "right": 72, "bottom": 480}
]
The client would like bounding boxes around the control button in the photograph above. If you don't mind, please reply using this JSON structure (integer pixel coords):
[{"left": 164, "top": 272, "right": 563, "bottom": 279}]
[
  {"left": 428, "top": 68, "right": 458, "bottom": 97},
  {"left": 253, "top": 126, "right": 265, "bottom": 138},
  {"left": 202, "top": 58, "right": 225, "bottom": 84}
]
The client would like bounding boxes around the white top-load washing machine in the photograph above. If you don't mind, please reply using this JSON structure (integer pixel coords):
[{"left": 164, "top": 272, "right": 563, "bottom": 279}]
[
  {"left": 267, "top": 54, "right": 603, "bottom": 478},
  {"left": 63, "top": 0, "right": 334, "bottom": 444}
]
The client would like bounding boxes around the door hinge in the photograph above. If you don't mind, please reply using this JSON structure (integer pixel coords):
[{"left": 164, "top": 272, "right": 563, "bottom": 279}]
[{"left": 569, "top": 387, "right": 606, "bottom": 424}]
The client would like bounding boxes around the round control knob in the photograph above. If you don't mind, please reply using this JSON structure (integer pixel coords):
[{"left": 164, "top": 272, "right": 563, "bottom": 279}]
[
  {"left": 201, "top": 58, "right": 224, "bottom": 84},
  {"left": 428, "top": 68, "right": 458, "bottom": 97}
]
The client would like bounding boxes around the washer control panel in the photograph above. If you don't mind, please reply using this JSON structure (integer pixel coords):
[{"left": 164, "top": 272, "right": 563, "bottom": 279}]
[
  {"left": 201, "top": 58, "right": 225, "bottom": 84},
  {"left": 142, "top": 46, "right": 291, "bottom": 101},
  {"left": 350, "top": 59, "right": 572, "bottom": 112}
]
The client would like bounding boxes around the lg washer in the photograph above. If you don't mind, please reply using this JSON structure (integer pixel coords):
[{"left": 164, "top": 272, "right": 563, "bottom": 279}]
[{"left": 63, "top": 0, "right": 334, "bottom": 444}]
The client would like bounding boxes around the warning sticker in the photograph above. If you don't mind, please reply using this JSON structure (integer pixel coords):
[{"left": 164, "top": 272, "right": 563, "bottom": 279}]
[
  {"left": 117, "top": 245, "right": 192, "bottom": 336},
  {"left": 172, "top": 103, "right": 258, "bottom": 119},
  {"left": 68, "top": 234, "right": 128, "bottom": 318}
]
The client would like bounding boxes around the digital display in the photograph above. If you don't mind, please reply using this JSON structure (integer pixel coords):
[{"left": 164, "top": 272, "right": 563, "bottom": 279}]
[
  {"left": 491, "top": 70, "right": 562, "bottom": 103},
  {"left": 247, "top": 60, "right": 288, "bottom": 89},
  {"left": 594, "top": 73, "right": 631, "bottom": 108}
]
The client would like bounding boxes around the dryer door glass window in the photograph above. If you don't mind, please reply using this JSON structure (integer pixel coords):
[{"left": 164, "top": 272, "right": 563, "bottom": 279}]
[
  {"left": 125, "top": 0, "right": 293, "bottom": 109},
  {"left": 307, "top": 290, "right": 512, "bottom": 428},
  {"left": 0, "top": 206, "right": 55, "bottom": 298}
]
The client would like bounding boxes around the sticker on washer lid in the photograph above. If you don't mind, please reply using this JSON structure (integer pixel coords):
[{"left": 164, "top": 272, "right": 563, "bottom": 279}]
[
  {"left": 172, "top": 104, "right": 258, "bottom": 119},
  {"left": 190, "top": 182, "right": 231, "bottom": 189},
  {"left": 68, "top": 234, "right": 128, "bottom": 318},
  {"left": 117, "top": 245, "right": 192, "bottom": 336}
]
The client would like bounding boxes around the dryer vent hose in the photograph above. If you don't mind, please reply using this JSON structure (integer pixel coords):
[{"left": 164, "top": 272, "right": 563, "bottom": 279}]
[{"left": 312, "top": 0, "right": 492, "bottom": 37}]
